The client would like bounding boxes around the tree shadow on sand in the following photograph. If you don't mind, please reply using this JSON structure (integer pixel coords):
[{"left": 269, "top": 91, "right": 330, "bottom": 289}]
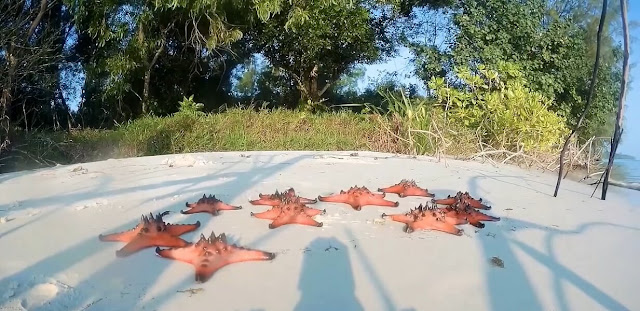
[
  {"left": 294, "top": 237, "right": 363, "bottom": 311},
  {"left": 0, "top": 154, "right": 310, "bottom": 311},
  {"left": 468, "top": 174, "right": 636, "bottom": 311}
]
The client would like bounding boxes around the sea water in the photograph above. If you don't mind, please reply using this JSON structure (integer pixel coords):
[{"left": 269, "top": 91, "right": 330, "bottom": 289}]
[{"left": 612, "top": 156, "right": 640, "bottom": 183}]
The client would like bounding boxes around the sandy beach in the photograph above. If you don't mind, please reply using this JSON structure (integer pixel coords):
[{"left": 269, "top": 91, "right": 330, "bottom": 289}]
[{"left": 0, "top": 150, "right": 638, "bottom": 311}]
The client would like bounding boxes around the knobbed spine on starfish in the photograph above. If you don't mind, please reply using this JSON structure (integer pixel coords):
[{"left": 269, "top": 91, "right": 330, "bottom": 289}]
[{"left": 155, "top": 230, "right": 277, "bottom": 283}]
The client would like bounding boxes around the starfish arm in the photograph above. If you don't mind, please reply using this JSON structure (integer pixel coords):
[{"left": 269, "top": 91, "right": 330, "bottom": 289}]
[
  {"left": 444, "top": 216, "right": 468, "bottom": 225},
  {"left": 250, "top": 208, "right": 282, "bottom": 220},
  {"left": 165, "top": 222, "right": 201, "bottom": 236},
  {"left": 363, "top": 197, "right": 399, "bottom": 207},
  {"left": 298, "top": 197, "right": 318, "bottom": 204},
  {"left": 155, "top": 245, "right": 198, "bottom": 265},
  {"left": 403, "top": 187, "right": 434, "bottom": 197},
  {"left": 180, "top": 203, "right": 212, "bottom": 215},
  {"left": 249, "top": 198, "right": 280, "bottom": 206},
  {"left": 469, "top": 211, "right": 500, "bottom": 222},
  {"left": 268, "top": 213, "right": 323, "bottom": 229},
  {"left": 215, "top": 202, "right": 243, "bottom": 211},
  {"left": 98, "top": 227, "right": 139, "bottom": 242},
  {"left": 467, "top": 219, "right": 485, "bottom": 228},
  {"left": 193, "top": 248, "right": 276, "bottom": 283},
  {"left": 378, "top": 184, "right": 404, "bottom": 195},
  {"left": 467, "top": 199, "right": 491, "bottom": 210},
  {"left": 409, "top": 220, "right": 463, "bottom": 236},
  {"left": 381, "top": 213, "right": 412, "bottom": 224},
  {"left": 116, "top": 234, "right": 188, "bottom": 257},
  {"left": 227, "top": 246, "right": 278, "bottom": 263},
  {"left": 302, "top": 206, "right": 326, "bottom": 216},
  {"left": 372, "top": 192, "right": 386, "bottom": 198},
  {"left": 317, "top": 193, "right": 350, "bottom": 203},
  {"left": 434, "top": 198, "right": 457, "bottom": 205}
]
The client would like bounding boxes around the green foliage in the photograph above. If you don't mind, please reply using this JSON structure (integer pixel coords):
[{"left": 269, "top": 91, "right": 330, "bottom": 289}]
[
  {"left": 407, "top": 0, "right": 623, "bottom": 141},
  {"left": 429, "top": 63, "right": 569, "bottom": 152},
  {"left": 176, "top": 95, "right": 205, "bottom": 115},
  {"left": 252, "top": 0, "right": 392, "bottom": 104},
  {"left": 3, "top": 108, "right": 393, "bottom": 171}
]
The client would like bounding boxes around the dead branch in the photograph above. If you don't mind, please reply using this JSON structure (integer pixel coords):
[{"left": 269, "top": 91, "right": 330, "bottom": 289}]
[
  {"left": 601, "top": 0, "right": 630, "bottom": 200},
  {"left": 554, "top": 0, "right": 608, "bottom": 197}
]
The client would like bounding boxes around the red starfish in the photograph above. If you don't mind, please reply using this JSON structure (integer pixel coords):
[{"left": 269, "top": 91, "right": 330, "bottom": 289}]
[
  {"left": 318, "top": 186, "right": 398, "bottom": 211},
  {"left": 249, "top": 187, "right": 317, "bottom": 206},
  {"left": 98, "top": 211, "right": 200, "bottom": 257},
  {"left": 251, "top": 197, "right": 324, "bottom": 229},
  {"left": 181, "top": 194, "right": 242, "bottom": 216},
  {"left": 155, "top": 231, "right": 277, "bottom": 283},
  {"left": 444, "top": 201, "right": 500, "bottom": 228},
  {"left": 382, "top": 202, "right": 464, "bottom": 236},
  {"left": 378, "top": 179, "right": 435, "bottom": 197},
  {"left": 434, "top": 191, "right": 492, "bottom": 210}
]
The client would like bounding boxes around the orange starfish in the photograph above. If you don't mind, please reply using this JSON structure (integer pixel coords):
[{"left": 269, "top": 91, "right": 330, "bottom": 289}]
[
  {"left": 318, "top": 186, "right": 398, "bottom": 211},
  {"left": 434, "top": 191, "right": 492, "bottom": 210},
  {"left": 182, "top": 194, "right": 242, "bottom": 216},
  {"left": 251, "top": 197, "right": 324, "bottom": 229},
  {"left": 443, "top": 201, "right": 500, "bottom": 228},
  {"left": 99, "top": 211, "right": 200, "bottom": 257},
  {"left": 249, "top": 187, "right": 317, "bottom": 206},
  {"left": 378, "top": 179, "right": 435, "bottom": 197},
  {"left": 155, "top": 231, "right": 277, "bottom": 283},
  {"left": 382, "top": 202, "right": 464, "bottom": 236}
]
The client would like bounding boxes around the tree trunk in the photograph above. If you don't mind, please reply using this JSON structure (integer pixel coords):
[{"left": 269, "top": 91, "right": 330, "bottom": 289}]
[
  {"left": 601, "top": 0, "right": 630, "bottom": 200},
  {"left": 553, "top": 0, "right": 608, "bottom": 197},
  {"left": 142, "top": 41, "right": 165, "bottom": 115},
  {"left": 1, "top": 42, "right": 16, "bottom": 149},
  {"left": 1, "top": 0, "right": 49, "bottom": 151}
]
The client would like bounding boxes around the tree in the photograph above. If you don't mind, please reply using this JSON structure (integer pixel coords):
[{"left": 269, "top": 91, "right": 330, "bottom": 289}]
[
  {"left": 407, "top": 0, "right": 623, "bottom": 140},
  {"left": 1, "top": 0, "right": 67, "bottom": 150},
  {"left": 250, "top": 0, "right": 393, "bottom": 107}
]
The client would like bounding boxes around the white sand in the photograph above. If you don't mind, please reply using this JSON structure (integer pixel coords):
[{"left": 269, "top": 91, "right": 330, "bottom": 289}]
[{"left": 0, "top": 151, "right": 638, "bottom": 311}]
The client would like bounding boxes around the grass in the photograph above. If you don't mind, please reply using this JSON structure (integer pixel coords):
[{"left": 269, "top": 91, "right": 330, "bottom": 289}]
[
  {"left": 1, "top": 108, "right": 402, "bottom": 172},
  {"left": 2, "top": 104, "right": 598, "bottom": 176}
]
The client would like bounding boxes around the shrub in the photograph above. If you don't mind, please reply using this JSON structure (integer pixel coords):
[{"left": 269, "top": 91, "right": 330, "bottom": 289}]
[{"left": 428, "top": 62, "right": 569, "bottom": 153}]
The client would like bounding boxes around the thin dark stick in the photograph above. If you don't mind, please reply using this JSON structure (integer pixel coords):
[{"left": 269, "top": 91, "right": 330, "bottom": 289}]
[
  {"left": 591, "top": 164, "right": 606, "bottom": 198},
  {"left": 591, "top": 129, "right": 623, "bottom": 198},
  {"left": 554, "top": 0, "right": 608, "bottom": 197},
  {"left": 601, "top": 0, "right": 630, "bottom": 200}
]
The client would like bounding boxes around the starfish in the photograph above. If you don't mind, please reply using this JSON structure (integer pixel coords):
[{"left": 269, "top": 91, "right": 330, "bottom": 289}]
[
  {"left": 98, "top": 211, "right": 200, "bottom": 257},
  {"left": 318, "top": 186, "right": 398, "bottom": 211},
  {"left": 382, "top": 202, "right": 464, "bottom": 236},
  {"left": 383, "top": 200, "right": 469, "bottom": 226},
  {"left": 378, "top": 179, "right": 435, "bottom": 198},
  {"left": 444, "top": 201, "right": 500, "bottom": 228},
  {"left": 181, "top": 194, "right": 242, "bottom": 216},
  {"left": 434, "top": 191, "right": 492, "bottom": 210},
  {"left": 251, "top": 197, "right": 324, "bottom": 229},
  {"left": 155, "top": 231, "right": 277, "bottom": 283},
  {"left": 249, "top": 188, "right": 317, "bottom": 206}
]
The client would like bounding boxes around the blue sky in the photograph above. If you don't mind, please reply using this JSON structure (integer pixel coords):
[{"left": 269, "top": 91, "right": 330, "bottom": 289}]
[{"left": 616, "top": 1, "right": 640, "bottom": 157}]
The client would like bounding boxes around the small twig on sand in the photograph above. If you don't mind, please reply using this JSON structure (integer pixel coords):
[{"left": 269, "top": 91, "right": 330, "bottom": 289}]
[
  {"left": 177, "top": 287, "right": 204, "bottom": 297},
  {"left": 80, "top": 298, "right": 103, "bottom": 311}
]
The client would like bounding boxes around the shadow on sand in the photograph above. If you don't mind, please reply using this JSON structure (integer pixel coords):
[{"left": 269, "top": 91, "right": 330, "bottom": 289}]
[
  {"left": 0, "top": 154, "right": 310, "bottom": 311},
  {"left": 294, "top": 237, "right": 363, "bottom": 311},
  {"left": 468, "top": 173, "right": 634, "bottom": 311}
]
